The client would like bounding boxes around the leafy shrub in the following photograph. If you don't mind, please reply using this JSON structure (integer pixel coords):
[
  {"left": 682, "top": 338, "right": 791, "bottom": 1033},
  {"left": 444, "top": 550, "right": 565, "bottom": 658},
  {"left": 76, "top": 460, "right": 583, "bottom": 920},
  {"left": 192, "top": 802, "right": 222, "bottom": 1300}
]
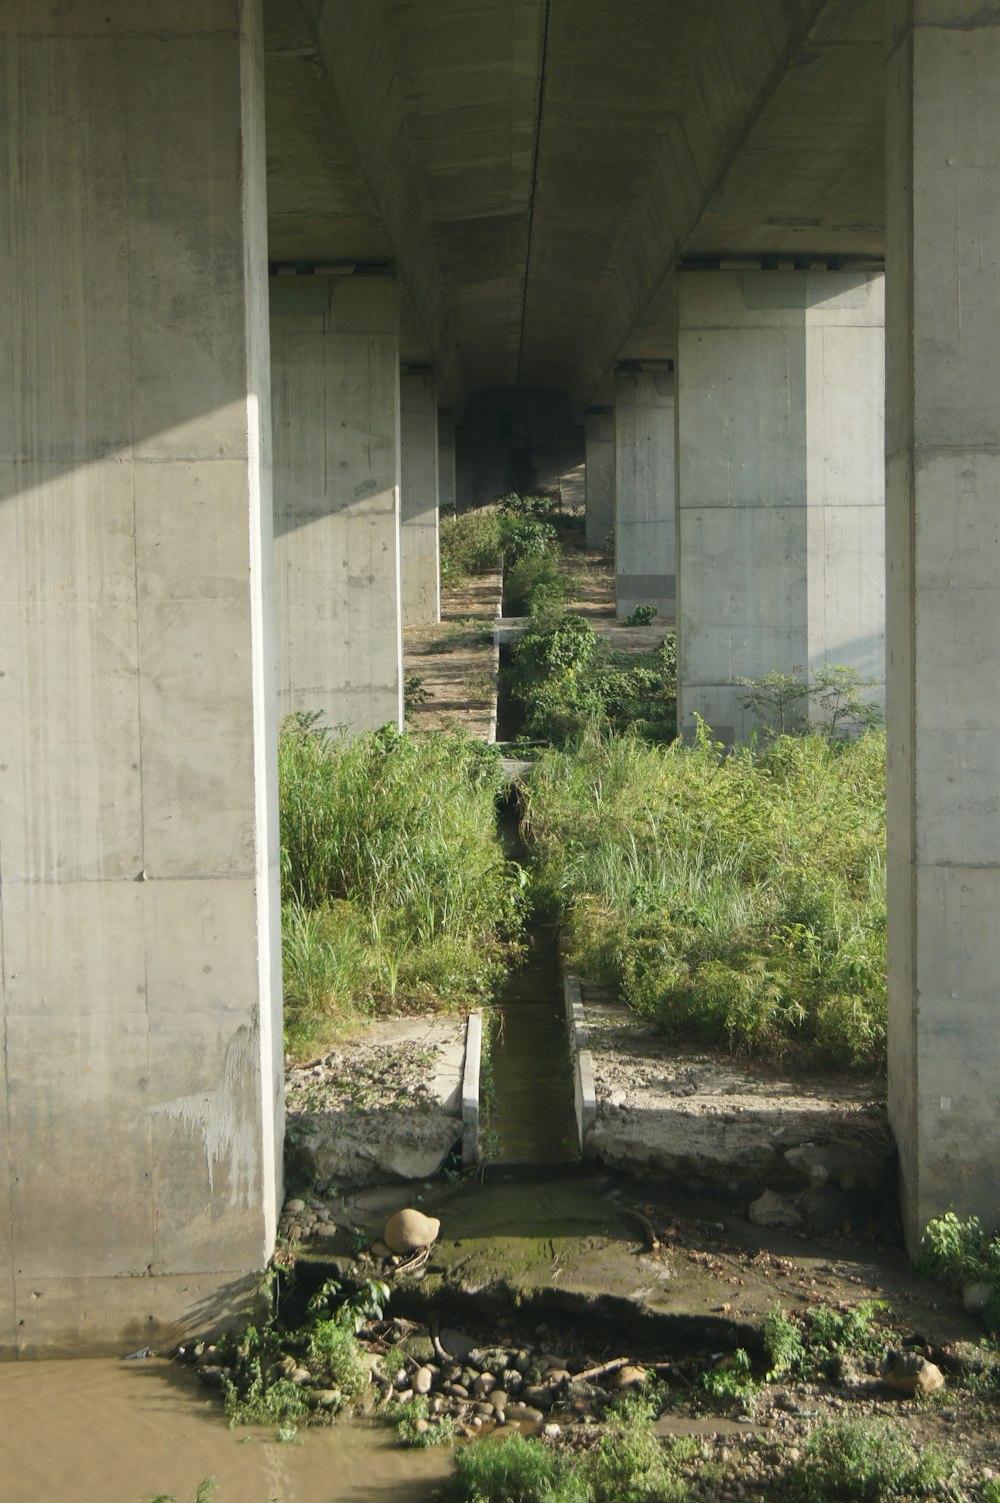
[
  {"left": 508, "top": 612, "right": 676, "bottom": 746},
  {"left": 699, "top": 1349, "right": 758, "bottom": 1414},
  {"left": 764, "top": 1302, "right": 890, "bottom": 1382},
  {"left": 386, "top": 1393, "right": 457, "bottom": 1448},
  {"left": 623, "top": 604, "right": 657, "bottom": 626},
  {"left": 791, "top": 1417, "right": 958, "bottom": 1501},
  {"left": 440, "top": 509, "right": 505, "bottom": 586},
  {"left": 916, "top": 1213, "right": 1000, "bottom": 1330},
  {"left": 505, "top": 551, "right": 565, "bottom": 614},
  {"left": 738, "top": 665, "right": 883, "bottom": 741}
]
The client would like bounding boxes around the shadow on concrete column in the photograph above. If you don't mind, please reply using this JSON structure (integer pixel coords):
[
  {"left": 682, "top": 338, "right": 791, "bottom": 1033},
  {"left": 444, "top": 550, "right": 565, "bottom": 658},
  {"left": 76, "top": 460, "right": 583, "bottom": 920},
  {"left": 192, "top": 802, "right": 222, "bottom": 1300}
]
[
  {"left": 675, "top": 268, "right": 885, "bottom": 746},
  {"left": 271, "top": 273, "right": 404, "bottom": 735},
  {"left": 585, "top": 407, "right": 614, "bottom": 550}
]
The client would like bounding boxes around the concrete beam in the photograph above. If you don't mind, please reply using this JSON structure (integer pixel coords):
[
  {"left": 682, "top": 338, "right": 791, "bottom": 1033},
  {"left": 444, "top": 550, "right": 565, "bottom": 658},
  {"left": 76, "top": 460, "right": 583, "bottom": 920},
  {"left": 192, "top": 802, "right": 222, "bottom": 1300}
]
[
  {"left": 298, "top": 0, "right": 468, "bottom": 409},
  {"left": 886, "top": 0, "right": 1000, "bottom": 1247},
  {"left": 0, "top": 0, "right": 282, "bottom": 1354},
  {"left": 271, "top": 274, "right": 404, "bottom": 734},
  {"left": 675, "top": 268, "right": 885, "bottom": 744}
]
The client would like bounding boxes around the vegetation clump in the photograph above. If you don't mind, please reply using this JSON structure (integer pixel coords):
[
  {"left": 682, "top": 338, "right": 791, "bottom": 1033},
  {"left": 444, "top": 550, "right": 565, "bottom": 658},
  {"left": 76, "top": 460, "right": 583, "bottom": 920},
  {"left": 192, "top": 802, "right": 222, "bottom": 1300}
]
[
  {"left": 522, "top": 721, "right": 887, "bottom": 1066},
  {"left": 279, "top": 716, "right": 524, "bottom": 1058},
  {"left": 791, "top": 1415, "right": 959, "bottom": 1501},
  {"left": 508, "top": 610, "right": 676, "bottom": 745},
  {"left": 764, "top": 1301, "right": 891, "bottom": 1382},
  {"left": 917, "top": 1213, "right": 1000, "bottom": 1332}
]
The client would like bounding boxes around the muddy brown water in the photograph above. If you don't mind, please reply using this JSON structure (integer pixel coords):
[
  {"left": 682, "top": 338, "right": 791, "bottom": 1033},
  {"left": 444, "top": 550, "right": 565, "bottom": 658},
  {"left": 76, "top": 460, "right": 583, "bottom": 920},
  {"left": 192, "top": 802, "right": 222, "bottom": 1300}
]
[{"left": 0, "top": 1358, "right": 451, "bottom": 1503}]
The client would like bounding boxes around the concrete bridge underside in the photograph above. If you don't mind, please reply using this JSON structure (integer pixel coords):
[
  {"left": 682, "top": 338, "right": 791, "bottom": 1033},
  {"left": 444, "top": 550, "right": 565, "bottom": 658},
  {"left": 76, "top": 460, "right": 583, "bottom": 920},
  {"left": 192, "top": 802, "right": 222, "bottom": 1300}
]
[{"left": 1, "top": 0, "right": 997, "bottom": 1352}]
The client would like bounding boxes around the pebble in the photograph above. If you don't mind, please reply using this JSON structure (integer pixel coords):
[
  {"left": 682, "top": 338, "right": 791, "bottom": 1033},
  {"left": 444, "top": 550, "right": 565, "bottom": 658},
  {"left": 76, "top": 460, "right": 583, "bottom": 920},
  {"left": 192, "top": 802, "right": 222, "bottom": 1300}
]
[
  {"left": 284, "top": 1199, "right": 305, "bottom": 1214},
  {"left": 490, "top": 1389, "right": 509, "bottom": 1410},
  {"left": 472, "top": 1372, "right": 497, "bottom": 1396},
  {"left": 313, "top": 1389, "right": 339, "bottom": 1407},
  {"left": 506, "top": 1403, "right": 544, "bottom": 1423},
  {"left": 413, "top": 1366, "right": 434, "bottom": 1395},
  {"left": 383, "top": 1208, "right": 440, "bottom": 1255},
  {"left": 442, "top": 1382, "right": 469, "bottom": 1399},
  {"left": 290, "top": 1367, "right": 312, "bottom": 1385},
  {"left": 543, "top": 1423, "right": 561, "bottom": 1439}
]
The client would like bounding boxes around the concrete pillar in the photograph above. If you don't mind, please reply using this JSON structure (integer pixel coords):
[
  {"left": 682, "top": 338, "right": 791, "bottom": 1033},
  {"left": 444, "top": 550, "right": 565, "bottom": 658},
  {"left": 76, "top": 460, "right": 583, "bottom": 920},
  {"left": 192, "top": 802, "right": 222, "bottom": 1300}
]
[
  {"left": 584, "top": 408, "right": 614, "bottom": 549},
  {"left": 675, "top": 269, "right": 885, "bottom": 744},
  {"left": 886, "top": 2, "right": 1000, "bottom": 1245},
  {"left": 271, "top": 274, "right": 403, "bottom": 734},
  {"left": 0, "top": 1, "right": 282, "bottom": 1353},
  {"left": 400, "top": 371, "right": 440, "bottom": 625},
  {"left": 613, "top": 368, "right": 676, "bottom": 621},
  {"left": 438, "top": 410, "right": 457, "bottom": 514}
]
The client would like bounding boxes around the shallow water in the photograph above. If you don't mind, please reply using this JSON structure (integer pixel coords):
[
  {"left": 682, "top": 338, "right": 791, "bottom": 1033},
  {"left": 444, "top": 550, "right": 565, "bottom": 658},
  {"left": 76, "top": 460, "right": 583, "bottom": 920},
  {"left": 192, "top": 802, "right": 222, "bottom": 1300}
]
[{"left": 0, "top": 1357, "right": 451, "bottom": 1503}]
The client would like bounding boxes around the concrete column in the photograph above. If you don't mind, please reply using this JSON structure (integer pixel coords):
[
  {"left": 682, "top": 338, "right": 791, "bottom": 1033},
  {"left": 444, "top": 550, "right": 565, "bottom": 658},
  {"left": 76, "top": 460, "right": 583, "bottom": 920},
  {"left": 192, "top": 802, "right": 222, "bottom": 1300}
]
[
  {"left": 0, "top": 1, "right": 282, "bottom": 1353},
  {"left": 675, "top": 269, "right": 885, "bottom": 744},
  {"left": 400, "top": 371, "right": 440, "bottom": 625},
  {"left": 438, "top": 410, "right": 457, "bottom": 514},
  {"left": 584, "top": 408, "right": 614, "bottom": 549},
  {"left": 613, "top": 368, "right": 675, "bottom": 620},
  {"left": 886, "top": 2, "right": 1000, "bottom": 1245},
  {"left": 271, "top": 274, "right": 403, "bottom": 734}
]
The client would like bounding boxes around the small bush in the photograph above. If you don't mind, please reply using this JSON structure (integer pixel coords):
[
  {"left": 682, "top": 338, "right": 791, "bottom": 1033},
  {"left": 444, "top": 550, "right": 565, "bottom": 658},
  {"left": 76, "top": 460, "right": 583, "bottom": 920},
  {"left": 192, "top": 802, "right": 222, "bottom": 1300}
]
[
  {"left": 699, "top": 1348, "right": 758, "bottom": 1415},
  {"left": 764, "top": 1302, "right": 890, "bottom": 1382},
  {"left": 623, "top": 604, "right": 657, "bottom": 626},
  {"left": 386, "top": 1393, "right": 458, "bottom": 1448},
  {"left": 916, "top": 1213, "right": 1000, "bottom": 1331},
  {"left": 792, "top": 1416, "right": 958, "bottom": 1501},
  {"left": 440, "top": 509, "right": 505, "bottom": 586},
  {"left": 442, "top": 1432, "right": 588, "bottom": 1503},
  {"left": 585, "top": 1393, "right": 691, "bottom": 1502}
]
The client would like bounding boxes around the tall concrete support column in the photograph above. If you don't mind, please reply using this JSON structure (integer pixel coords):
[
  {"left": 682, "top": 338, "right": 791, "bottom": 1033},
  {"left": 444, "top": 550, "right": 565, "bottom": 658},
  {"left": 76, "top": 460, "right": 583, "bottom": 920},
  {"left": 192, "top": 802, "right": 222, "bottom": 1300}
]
[
  {"left": 0, "top": 1, "right": 282, "bottom": 1354},
  {"left": 886, "top": 3, "right": 1000, "bottom": 1244},
  {"left": 614, "top": 369, "right": 676, "bottom": 620},
  {"left": 271, "top": 275, "right": 403, "bottom": 734},
  {"left": 400, "top": 371, "right": 440, "bottom": 625},
  {"left": 675, "top": 270, "right": 885, "bottom": 744},
  {"left": 438, "top": 410, "right": 457, "bottom": 515},
  {"left": 585, "top": 408, "right": 614, "bottom": 549}
]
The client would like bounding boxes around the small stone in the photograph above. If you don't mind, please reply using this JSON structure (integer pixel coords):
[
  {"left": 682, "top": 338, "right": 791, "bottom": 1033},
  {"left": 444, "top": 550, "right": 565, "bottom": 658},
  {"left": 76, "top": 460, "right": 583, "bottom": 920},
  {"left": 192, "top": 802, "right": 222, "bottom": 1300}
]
[
  {"left": 290, "top": 1367, "right": 312, "bottom": 1385},
  {"left": 472, "top": 1372, "right": 497, "bottom": 1396},
  {"left": 383, "top": 1208, "right": 441, "bottom": 1255},
  {"left": 471, "top": 1416, "right": 483, "bottom": 1430},
  {"left": 613, "top": 1364, "right": 647, "bottom": 1390},
  {"left": 197, "top": 1366, "right": 226, "bottom": 1389},
  {"left": 490, "top": 1389, "right": 509, "bottom": 1410},
  {"left": 285, "top": 1198, "right": 306, "bottom": 1214},
  {"left": 523, "top": 1384, "right": 555, "bottom": 1409},
  {"left": 543, "top": 1423, "right": 561, "bottom": 1439},
  {"left": 316, "top": 1221, "right": 337, "bottom": 1239},
  {"left": 413, "top": 1417, "right": 430, "bottom": 1434},
  {"left": 442, "top": 1382, "right": 469, "bottom": 1400},
  {"left": 394, "top": 1369, "right": 410, "bottom": 1390},
  {"left": 313, "top": 1389, "right": 339, "bottom": 1408},
  {"left": 475, "top": 1402, "right": 494, "bottom": 1417},
  {"left": 371, "top": 1240, "right": 393, "bottom": 1259},
  {"left": 506, "top": 1403, "right": 544, "bottom": 1423},
  {"left": 492, "top": 1408, "right": 506, "bottom": 1425},
  {"left": 413, "top": 1366, "right": 434, "bottom": 1395}
]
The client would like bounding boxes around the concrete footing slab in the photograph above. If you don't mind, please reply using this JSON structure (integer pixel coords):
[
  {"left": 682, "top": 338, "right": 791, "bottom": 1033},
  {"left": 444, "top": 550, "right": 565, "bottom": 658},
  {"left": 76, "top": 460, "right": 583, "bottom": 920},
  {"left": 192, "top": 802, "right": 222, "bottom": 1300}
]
[{"left": 579, "top": 993, "right": 895, "bottom": 1235}]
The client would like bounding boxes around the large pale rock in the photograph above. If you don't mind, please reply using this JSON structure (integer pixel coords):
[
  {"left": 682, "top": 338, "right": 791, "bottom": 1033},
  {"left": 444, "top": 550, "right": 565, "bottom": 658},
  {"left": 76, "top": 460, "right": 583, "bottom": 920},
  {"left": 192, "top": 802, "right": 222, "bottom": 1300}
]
[
  {"left": 749, "top": 1188, "right": 803, "bottom": 1229},
  {"left": 384, "top": 1208, "right": 441, "bottom": 1254},
  {"left": 880, "top": 1351, "right": 945, "bottom": 1396}
]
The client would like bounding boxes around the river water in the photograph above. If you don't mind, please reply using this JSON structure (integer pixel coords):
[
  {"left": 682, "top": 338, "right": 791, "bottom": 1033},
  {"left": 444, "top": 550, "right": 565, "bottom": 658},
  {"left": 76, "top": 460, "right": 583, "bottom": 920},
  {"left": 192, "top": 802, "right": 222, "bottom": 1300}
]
[{"left": 0, "top": 1357, "right": 451, "bottom": 1503}]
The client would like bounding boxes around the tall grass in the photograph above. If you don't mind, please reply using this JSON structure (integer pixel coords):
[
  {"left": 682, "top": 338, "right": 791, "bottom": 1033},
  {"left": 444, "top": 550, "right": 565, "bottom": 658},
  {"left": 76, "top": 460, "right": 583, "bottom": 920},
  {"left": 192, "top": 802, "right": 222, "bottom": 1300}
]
[
  {"left": 521, "top": 723, "right": 887, "bottom": 1068},
  {"left": 279, "top": 718, "right": 523, "bottom": 1058}
]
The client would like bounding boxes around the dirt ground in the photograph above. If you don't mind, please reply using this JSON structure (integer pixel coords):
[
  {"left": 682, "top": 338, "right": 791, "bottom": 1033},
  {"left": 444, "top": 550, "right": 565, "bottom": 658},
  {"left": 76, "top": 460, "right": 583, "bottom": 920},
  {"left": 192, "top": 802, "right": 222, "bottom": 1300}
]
[{"left": 403, "top": 572, "right": 501, "bottom": 736}]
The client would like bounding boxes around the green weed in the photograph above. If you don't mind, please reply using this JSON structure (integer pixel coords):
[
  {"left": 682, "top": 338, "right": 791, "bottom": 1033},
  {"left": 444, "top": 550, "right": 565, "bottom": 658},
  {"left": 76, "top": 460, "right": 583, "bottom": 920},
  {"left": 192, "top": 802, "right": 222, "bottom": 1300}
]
[
  {"left": 737, "top": 664, "right": 883, "bottom": 741},
  {"left": 764, "top": 1302, "right": 890, "bottom": 1382},
  {"left": 442, "top": 1432, "right": 588, "bottom": 1503},
  {"left": 279, "top": 719, "right": 524, "bottom": 1057},
  {"left": 385, "top": 1393, "right": 457, "bottom": 1447},
  {"left": 698, "top": 1348, "right": 758, "bottom": 1415},
  {"left": 791, "top": 1416, "right": 959, "bottom": 1500},
  {"left": 585, "top": 1393, "right": 691, "bottom": 1502},
  {"left": 916, "top": 1213, "right": 1000, "bottom": 1331},
  {"left": 149, "top": 1483, "right": 215, "bottom": 1503},
  {"left": 522, "top": 723, "right": 886, "bottom": 1067},
  {"left": 440, "top": 509, "right": 505, "bottom": 586}
]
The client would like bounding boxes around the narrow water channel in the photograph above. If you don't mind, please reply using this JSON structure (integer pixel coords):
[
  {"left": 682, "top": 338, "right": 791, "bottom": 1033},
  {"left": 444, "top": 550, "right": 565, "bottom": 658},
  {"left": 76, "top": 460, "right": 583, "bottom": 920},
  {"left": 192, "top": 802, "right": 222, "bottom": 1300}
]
[{"left": 484, "top": 795, "right": 580, "bottom": 1167}]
